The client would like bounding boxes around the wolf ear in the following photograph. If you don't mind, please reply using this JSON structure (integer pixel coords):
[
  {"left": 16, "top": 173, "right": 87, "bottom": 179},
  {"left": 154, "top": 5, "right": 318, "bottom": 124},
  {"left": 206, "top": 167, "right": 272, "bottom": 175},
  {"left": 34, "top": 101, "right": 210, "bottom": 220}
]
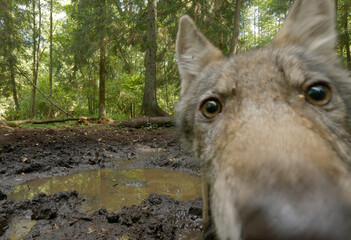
[
  {"left": 274, "top": 0, "right": 337, "bottom": 56},
  {"left": 176, "top": 16, "right": 223, "bottom": 96}
]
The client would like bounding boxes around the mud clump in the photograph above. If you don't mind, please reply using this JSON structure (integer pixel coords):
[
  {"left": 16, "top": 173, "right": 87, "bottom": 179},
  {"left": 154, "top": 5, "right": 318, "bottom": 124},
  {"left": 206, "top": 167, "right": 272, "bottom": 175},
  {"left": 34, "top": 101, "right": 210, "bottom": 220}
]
[
  {"left": 0, "top": 190, "right": 6, "bottom": 200},
  {"left": 105, "top": 194, "right": 203, "bottom": 239},
  {"left": 0, "top": 126, "right": 202, "bottom": 239},
  {"left": 0, "top": 126, "right": 198, "bottom": 183},
  {"left": 19, "top": 193, "right": 202, "bottom": 239},
  {"left": 0, "top": 191, "right": 81, "bottom": 238}
]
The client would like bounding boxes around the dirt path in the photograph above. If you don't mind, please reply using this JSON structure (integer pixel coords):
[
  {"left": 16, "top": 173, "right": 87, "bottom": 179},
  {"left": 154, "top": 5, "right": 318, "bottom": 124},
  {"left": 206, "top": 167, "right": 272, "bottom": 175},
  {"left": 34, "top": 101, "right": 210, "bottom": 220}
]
[{"left": 0, "top": 125, "right": 202, "bottom": 240}]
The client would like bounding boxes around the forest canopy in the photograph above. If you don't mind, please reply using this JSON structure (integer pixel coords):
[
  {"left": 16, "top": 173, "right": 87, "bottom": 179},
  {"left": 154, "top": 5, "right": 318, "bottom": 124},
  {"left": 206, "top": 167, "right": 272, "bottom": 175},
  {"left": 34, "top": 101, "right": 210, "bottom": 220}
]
[{"left": 0, "top": 0, "right": 350, "bottom": 121}]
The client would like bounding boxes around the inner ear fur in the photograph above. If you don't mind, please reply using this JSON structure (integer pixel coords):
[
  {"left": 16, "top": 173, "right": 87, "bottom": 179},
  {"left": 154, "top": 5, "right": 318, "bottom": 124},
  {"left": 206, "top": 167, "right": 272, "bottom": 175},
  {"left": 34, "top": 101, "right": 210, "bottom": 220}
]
[
  {"left": 176, "top": 15, "right": 223, "bottom": 96},
  {"left": 274, "top": 0, "right": 337, "bottom": 56}
]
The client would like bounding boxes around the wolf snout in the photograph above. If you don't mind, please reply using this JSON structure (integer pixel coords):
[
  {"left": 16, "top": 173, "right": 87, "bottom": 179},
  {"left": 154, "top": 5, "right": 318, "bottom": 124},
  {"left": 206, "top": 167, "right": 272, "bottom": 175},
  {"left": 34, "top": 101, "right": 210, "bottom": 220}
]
[{"left": 240, "top": 191, "right": 351, "bottom": 240}]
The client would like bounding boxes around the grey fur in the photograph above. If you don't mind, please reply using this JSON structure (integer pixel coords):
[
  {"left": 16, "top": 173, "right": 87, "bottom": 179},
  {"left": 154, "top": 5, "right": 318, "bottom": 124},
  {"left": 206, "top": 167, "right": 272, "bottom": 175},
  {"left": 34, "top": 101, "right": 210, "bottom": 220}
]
[{"left": 176, "top": 0, "right": 351, "bottom": 239}]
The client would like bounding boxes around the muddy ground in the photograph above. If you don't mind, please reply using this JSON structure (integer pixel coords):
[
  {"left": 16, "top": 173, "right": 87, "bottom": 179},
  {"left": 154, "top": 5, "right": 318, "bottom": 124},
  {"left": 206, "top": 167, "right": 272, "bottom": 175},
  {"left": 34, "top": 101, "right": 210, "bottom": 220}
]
[{"left": 0, "top": 124, "right": 203, "bottom": 240}]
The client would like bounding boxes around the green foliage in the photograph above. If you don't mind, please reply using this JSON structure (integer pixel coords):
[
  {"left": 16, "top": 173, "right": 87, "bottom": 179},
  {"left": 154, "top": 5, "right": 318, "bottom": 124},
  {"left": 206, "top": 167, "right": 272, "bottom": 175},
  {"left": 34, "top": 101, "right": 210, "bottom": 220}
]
[
  {"left": 145, "top": 123, "right": 159, "bottom": 130},
  {"left": 20, "top": 121, "right": 77, "bottom": 128},
  {"left": 0, "top": 0, "right": 349, "bottom": 120}
]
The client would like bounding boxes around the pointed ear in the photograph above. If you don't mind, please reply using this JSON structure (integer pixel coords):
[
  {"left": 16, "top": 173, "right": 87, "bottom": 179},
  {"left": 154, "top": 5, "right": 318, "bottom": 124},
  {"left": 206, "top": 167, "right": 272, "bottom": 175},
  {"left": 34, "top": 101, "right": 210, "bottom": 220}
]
[
  {"left": 274, "top": 0, "right": 337, "bottom": 56},
  {"left": 176, "top": 15, "right": 223, "bottom": 96}
]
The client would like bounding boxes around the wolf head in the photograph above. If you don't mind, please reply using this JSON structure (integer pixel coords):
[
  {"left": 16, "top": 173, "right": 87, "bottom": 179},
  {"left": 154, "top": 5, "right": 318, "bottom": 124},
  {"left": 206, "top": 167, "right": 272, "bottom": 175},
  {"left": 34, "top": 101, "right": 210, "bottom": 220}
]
[{"left": 176, "top": 0, "right": 351, "bottom": 239}]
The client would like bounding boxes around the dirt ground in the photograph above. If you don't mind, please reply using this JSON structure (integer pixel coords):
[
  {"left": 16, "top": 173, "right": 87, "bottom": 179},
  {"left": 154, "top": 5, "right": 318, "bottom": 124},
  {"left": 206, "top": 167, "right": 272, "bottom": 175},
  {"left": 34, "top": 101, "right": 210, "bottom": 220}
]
[{"left": 0, "top": 124, "right": 203, "bottom": 240}]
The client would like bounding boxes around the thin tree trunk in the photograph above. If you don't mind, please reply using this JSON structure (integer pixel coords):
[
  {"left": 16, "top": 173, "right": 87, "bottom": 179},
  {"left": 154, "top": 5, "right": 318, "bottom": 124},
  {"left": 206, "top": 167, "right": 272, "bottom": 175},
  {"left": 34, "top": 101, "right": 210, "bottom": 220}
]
[
  {"left": 141, "top": 0, "right": 167, "bottom": 117},
  {"left": 10, "top": 59, "right": 20, "bottom": 113},
  {"left": 164, "top": 63, "right": 169, "bottom": 111},
  {"left": 192, "top": 0, "right": 199, "bottom": 22},
  {"left": 6, "top": 3, "right": 20, "bottom": 114},
  {"left": 344, "top": 1, "right": 350, "bottom": 70},
  {"left": 36, "top": 0, "right": 41, "bottom": 85},
  {"left": 30, "top": 0, "right": 41, "bottom": 118},
  {"left": 90, "top": 76, "right": 97, "bottom": 115},
  {"left": 30, "top": 0, "right": 37, "bottom": 118},
  {"left": 230, "top": 0, "right": 242, "bottom": 55},
  {"left": 15, "top": 64, "right": 74, "bottom": 118},
  {"left": 254, "top": 6, "right": 257, "bottom": 45},
  {"left": 335, "top": 0, "right": 341, "bottom": 53},
  {"left": 99, "top": 0, "right": 106, "bottom": 119},
  {"left": 49, "top": 0, "right": 53, "bottom": 118}
]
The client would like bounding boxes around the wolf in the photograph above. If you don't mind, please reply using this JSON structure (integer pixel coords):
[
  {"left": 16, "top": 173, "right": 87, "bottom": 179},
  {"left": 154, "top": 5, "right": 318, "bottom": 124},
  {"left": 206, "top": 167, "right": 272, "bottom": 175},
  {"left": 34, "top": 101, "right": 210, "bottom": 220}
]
[{"left": 175, "top": 0, "right": 351, "bottom": 239}]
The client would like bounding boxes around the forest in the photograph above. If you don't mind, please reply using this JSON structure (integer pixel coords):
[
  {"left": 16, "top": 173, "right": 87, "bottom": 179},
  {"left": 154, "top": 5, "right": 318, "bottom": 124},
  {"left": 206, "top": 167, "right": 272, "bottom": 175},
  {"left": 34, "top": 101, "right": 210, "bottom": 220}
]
[
  {"left": 0, "top": 0, "right": 350, "bottom": 121},
  {"left": 0, "top": 1, "right": 351, "bottom": 239}
]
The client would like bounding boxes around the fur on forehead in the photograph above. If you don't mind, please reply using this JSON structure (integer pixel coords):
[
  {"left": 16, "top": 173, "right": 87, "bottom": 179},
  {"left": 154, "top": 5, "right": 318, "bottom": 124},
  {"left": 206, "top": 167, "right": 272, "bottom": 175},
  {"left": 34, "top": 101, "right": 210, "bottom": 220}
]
[{"left": 176, "top": 0, "right": 338, "bottom": 99}]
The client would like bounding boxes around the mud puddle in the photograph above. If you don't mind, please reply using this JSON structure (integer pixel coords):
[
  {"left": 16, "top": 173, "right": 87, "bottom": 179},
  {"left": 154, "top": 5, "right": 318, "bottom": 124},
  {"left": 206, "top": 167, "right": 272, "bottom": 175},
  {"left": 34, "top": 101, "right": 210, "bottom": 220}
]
[
  {"left": 8, "top": 168, "right": 202, "bottom": 214},
  {"left": 2, "top": 215, "right": 36, "bottom": 240},
  {"left": 0, "top": 126, "right": 203, "bottom": 239}
]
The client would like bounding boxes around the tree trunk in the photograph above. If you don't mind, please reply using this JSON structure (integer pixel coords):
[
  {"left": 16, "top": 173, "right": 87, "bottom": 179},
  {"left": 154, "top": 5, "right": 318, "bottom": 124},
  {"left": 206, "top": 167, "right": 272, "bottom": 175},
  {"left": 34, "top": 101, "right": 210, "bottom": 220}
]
[
  {"left": 254, "top": 6, "right": 257, "bottom": 45},
  {"left": 230, "top": 0, "right": 242, "bottom": 55},
  {"left": 192, "top": 0, "right": 199, "bottom": 22},
  {"left": 30, "top": 0, "right": 37, "bottom": 118},
  {"left": 6, "top": 3, "right": 20, "bottom": 114},
  {"left": 116, "top": 117, "right": 173, "bottom": 128},
  {"left": 344, "top": 1, "right": 350, "bottom": 70},
  {"left": 164, "top": 63, "right": 169, "bottom": 112},
  {"left": 16, "top": 64, "right": 74, "bottom": 118},
  {"left": 30, "top": 0, "right": 41, "bottom": 118},
  {"left": 141, "top": 0, "right": 167, "bottom": 117},
  {"left": 49, "top": 0, "right": 53, "bottom": 118},
  {"left": 9, "top": 58, "right": 20, "bottom": 113},
  {"left": 99, "top": 0, "right": 106, "bottom": 119}
]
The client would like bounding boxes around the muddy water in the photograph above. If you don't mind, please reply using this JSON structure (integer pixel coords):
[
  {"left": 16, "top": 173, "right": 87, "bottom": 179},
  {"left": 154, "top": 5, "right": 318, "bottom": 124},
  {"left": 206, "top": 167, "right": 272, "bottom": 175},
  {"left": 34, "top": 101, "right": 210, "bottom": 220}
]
[
  {"left": 8, "top": 169, "right": 202, "bottom": 213},
  {"left": 2, "top": 215, "right": 37, "bottom": 240}
]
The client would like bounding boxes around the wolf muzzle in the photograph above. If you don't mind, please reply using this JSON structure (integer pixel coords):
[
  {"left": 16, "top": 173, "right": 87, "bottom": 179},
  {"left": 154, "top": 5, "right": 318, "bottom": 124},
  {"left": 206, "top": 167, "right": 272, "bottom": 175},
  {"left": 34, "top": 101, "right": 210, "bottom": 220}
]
[{"left": 239, "top": 190, "right": 351, "bottom": 240}]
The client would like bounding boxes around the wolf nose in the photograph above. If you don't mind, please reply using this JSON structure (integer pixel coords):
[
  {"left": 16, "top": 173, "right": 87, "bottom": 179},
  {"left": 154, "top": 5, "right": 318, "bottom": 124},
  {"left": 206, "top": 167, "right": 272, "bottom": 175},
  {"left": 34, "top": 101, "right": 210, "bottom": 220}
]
[{"left": 240, "top": 194, "right": 351, "bottom": 240}]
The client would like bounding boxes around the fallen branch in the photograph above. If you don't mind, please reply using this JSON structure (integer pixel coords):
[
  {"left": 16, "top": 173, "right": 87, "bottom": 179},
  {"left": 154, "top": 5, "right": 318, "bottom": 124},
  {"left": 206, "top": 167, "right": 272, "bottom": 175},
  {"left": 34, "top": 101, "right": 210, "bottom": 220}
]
[
  {"left": 7, "top": 117, "right": 98, "bottom": 125},
  {"left": 14, "top": 65, "right": 74, "bottom": 118},
  {"left": 3, "top": 117, "right": 174, "bottom": 127},
  {"left": 116, "top": 117, "right": 173, "bottom": 128}
]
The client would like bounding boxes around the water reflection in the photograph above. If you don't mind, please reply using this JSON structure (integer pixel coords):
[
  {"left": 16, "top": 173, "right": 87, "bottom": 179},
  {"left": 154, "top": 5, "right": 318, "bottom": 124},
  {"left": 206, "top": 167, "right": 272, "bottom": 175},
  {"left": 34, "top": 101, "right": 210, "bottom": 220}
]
[
  {"left": 3, "top": 216, "right": 37, "bottom": 240},
  {"left": 8, "top": 169, "right": 202, "bottom": 213}
]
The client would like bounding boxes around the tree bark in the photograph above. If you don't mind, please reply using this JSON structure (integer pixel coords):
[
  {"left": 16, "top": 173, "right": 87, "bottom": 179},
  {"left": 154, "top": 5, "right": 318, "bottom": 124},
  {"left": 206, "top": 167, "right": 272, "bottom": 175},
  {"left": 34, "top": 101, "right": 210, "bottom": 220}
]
[
  {"left": 141, "top": 0, "right": 167, "bottom": 117},
  {"left": 116, "top": 117, "right": 173, "bottom": 128},
  {"left": 6, "top": 3, "right": 20, "bottom": 114},
  {"left": 99, "top": 0, "right": 106, "bottom": 119},
  {"left": 230, "top": 0, "right": 242, "bottom": 55},
  {"left": 192, "top": 0, "right": 199, "bottom": 22},
  {"left": 30, "top": 0, "right": 37, "bottom": 118},
  {"left": 30, "top": 0, "right": 41, "bottom": 118},
  {"left": 9, "top": 58, "right": 20, "bottom": 113},
  {"left": 5, "top": 117, "right": 173, "bottom": 128},
  {"left": 6, "top": 117, "right": 98, "bottom": 125},
  {"left": 49, "top": 0, "right": 53, "bottom": 118},
  {"left": 343, "top": 1, "right": 350, "bottom": 70}
]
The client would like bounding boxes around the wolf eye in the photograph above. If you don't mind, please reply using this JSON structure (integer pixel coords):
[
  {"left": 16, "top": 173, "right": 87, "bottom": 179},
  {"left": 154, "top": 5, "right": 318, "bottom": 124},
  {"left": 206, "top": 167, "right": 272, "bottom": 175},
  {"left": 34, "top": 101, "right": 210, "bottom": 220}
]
[
  {"left": 200, "top": 99, "right": 222, "bottom": 119},
  {"left": 305, "top": 83, "right": 331, "bottom": 106}
]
